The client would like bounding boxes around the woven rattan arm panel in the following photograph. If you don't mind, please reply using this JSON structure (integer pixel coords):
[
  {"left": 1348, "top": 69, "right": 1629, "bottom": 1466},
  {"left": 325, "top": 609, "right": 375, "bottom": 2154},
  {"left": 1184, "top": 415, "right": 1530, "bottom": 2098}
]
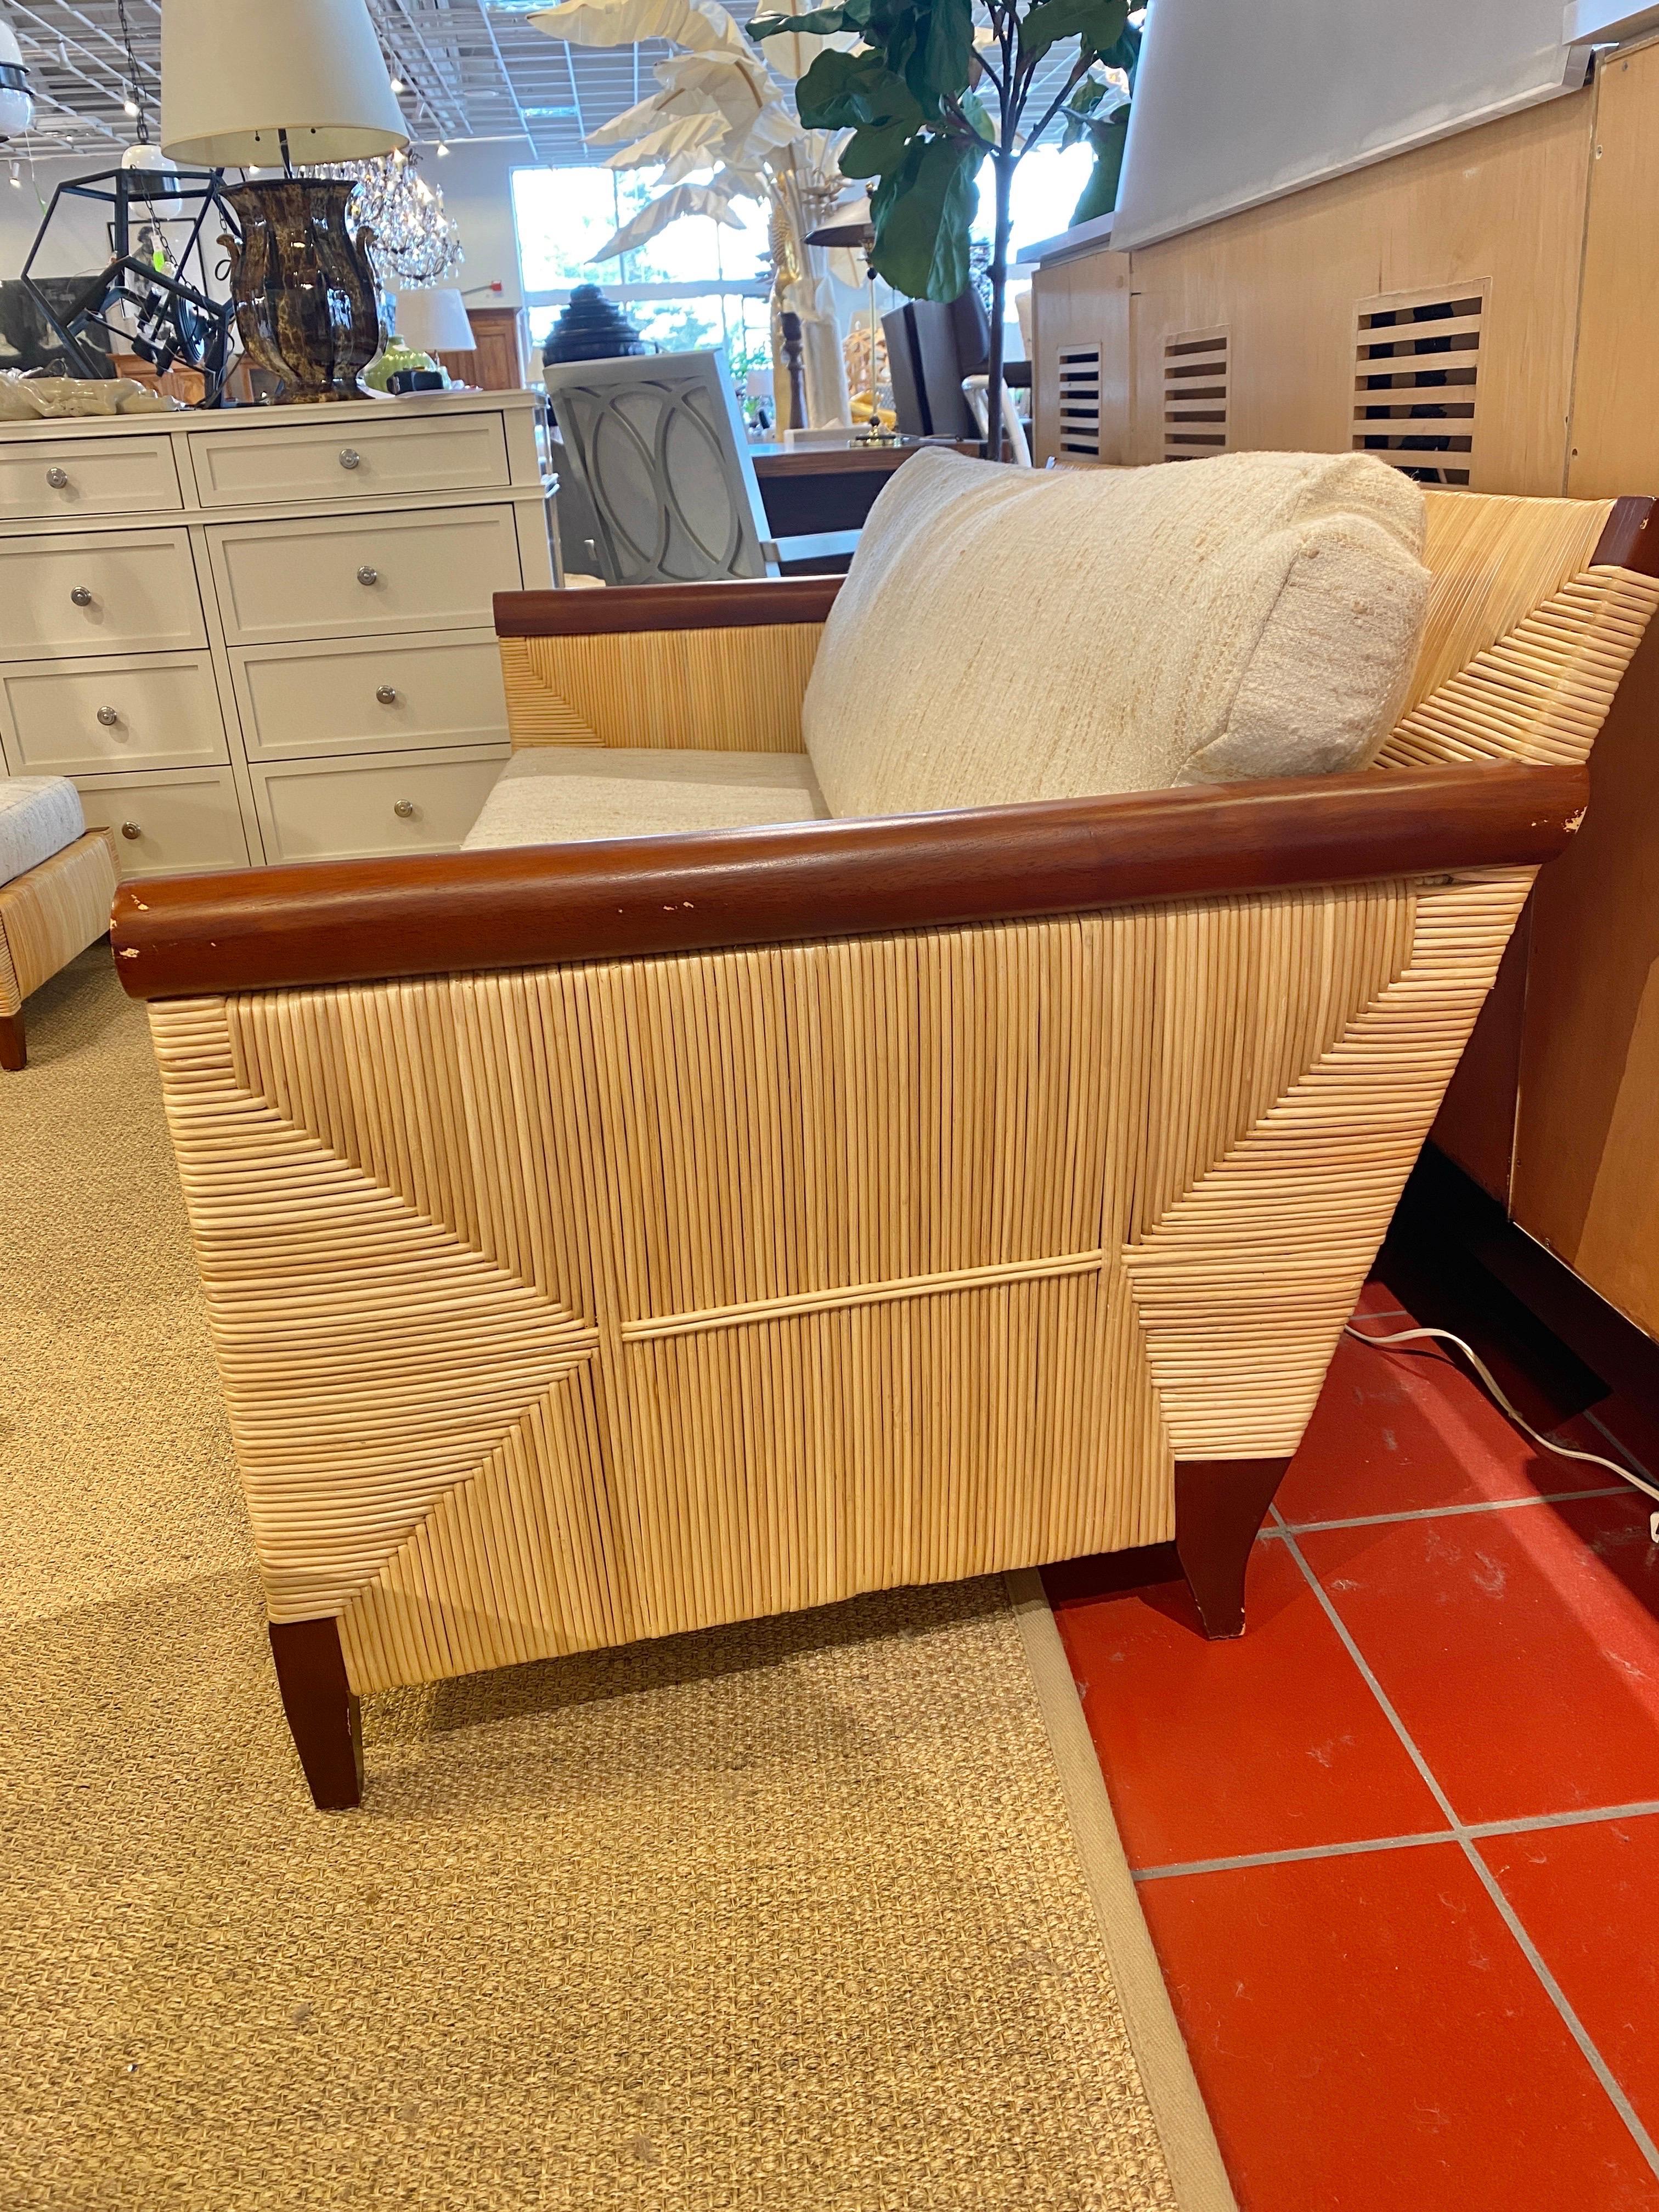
[
  {"left": 496, "top": 624, "right": 825, "bottom": 753},
  {"left": 0, "top": 829, "right": 119, "bottom": 1018},
  {"left": 146, "top": 863, "right": 1531, "bottom": 1699}
]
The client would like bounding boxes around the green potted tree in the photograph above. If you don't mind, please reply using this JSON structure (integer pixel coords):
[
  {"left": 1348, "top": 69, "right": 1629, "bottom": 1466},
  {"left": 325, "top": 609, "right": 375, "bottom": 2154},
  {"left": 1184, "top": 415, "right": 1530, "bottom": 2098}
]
[{"left": 749, "top": 0, "right": 1138, "bottom": 453}]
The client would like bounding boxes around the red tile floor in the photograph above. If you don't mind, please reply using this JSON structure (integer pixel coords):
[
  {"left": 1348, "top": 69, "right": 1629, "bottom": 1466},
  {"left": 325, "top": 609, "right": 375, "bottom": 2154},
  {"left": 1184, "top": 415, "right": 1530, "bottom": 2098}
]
[{"left": 1044, "top": 1244, "right": 1659, "bottom": 2210}]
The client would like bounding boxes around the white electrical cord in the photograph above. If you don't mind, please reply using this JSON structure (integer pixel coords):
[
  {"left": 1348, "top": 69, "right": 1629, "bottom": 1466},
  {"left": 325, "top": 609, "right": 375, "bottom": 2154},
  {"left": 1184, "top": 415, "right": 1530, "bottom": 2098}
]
[{"left": 1344, "top": 1323, "right": 1659, "bottom": 1540}]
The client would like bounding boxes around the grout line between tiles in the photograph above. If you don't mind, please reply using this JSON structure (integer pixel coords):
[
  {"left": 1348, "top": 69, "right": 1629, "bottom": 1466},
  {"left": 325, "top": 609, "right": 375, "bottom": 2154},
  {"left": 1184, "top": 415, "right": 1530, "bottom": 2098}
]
[
  {"left": 1265, "top": 1486, "right": 1632, "bottom": 1536},
  {"left": 1133, "top": 1831, "right": 1456, "bottom": 1881},
  {"left": 1267, "top": 1502, "right": 1659, "bottom": 2182},
  {"left": 1132, "top": 1798, "right": 1659, "bottom": 1883}
]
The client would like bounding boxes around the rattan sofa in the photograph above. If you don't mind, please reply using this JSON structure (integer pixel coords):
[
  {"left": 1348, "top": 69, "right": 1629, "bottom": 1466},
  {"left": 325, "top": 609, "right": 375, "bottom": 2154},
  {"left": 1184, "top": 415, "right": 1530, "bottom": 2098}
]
[{"left": 115, "top": 481, "right": 1659, "bottom": 1807}]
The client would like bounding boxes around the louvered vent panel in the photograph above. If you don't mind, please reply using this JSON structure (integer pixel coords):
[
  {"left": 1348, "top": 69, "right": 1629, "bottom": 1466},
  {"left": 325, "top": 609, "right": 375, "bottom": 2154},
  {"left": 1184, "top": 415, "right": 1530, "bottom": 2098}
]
[
  {"left": 1163, "top": 332, "right": 1228, "bottom": 461},
  {"left": 1057, "top": 346, "right": 1102, "bottom": 459},
  {"left": 1352, "top": 290, "right": 1483, "bottom": 486}
]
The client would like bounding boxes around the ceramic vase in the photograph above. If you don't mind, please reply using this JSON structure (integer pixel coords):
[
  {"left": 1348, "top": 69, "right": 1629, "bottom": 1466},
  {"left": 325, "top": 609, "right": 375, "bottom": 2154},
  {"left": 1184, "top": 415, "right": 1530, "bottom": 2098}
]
[{"left": 219, "top": 178, "right": 383, "bottom": 403}]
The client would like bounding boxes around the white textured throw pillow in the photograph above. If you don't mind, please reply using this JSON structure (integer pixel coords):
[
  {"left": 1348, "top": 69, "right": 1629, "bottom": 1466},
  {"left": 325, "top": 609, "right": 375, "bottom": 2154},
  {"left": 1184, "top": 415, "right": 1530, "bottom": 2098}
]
[{"left": 802, "top": 449, "right": 1429, "bottom": 819}]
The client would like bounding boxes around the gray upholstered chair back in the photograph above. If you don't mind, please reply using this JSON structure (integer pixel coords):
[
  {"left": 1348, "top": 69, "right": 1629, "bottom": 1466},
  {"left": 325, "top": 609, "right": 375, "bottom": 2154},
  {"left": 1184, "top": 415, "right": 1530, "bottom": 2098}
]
[{"left": 542, "top": 350, "right": 774, "bottom": 586}]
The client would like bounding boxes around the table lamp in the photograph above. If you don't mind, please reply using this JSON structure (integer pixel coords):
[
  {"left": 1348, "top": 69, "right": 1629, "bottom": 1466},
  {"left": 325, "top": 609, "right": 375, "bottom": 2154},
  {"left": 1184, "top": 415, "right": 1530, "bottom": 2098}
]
[
  {"left": 394, "top": 287, "right": 476, "bottom": 359},
  {"left": 161, "top": 0, "right": 408, "bottom": 403}
]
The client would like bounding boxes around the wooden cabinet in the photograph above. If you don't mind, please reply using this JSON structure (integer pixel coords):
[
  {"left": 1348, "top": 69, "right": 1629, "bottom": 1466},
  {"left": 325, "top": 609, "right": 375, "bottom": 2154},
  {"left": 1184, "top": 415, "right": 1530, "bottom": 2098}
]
[
  {"left": 0, "top": 390, "right": 552, "bottom": 868},
  {"left": 434, "top": 304, "right": 532, "bottom": 393},
  {"left": 1025, "top": 31, "right": 1659, "bottom": 1344}
]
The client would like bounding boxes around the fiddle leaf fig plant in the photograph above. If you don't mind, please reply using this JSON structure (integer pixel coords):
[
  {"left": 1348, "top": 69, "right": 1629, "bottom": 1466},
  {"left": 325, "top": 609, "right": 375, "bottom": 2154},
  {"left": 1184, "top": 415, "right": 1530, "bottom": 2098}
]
[
  {"left": 1060, "top": 13, "right": 1141, "bottom": 227},
  {"left": 749, "top": 0, "right": 1132, "bottom": 450}
]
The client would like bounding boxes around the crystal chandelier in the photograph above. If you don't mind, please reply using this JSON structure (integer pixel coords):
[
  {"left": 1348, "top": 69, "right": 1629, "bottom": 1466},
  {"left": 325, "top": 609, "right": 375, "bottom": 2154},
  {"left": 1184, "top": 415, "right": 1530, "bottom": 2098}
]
[{"left": 320, "top": 148, "right": 462, "bottom": 288}]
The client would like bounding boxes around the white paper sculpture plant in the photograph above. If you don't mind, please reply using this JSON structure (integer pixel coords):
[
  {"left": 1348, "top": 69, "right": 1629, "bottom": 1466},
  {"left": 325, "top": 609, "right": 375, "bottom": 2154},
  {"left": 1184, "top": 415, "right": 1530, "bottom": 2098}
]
[{"left": 529, "top": 0, "right": 854, "bottom": 428}]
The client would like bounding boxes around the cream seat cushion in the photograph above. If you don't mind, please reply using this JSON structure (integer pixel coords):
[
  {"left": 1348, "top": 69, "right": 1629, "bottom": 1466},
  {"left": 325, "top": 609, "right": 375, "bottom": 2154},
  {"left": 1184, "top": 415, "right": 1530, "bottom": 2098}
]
[
  {"left": 0, "top": 777, "right": 86, "bottom": 888},
  {"left": 802, "top": 449, "right": 1430, "bottom": 819},
  {"left": 463, "top": 747, "right": 827, "bottom": 850}
]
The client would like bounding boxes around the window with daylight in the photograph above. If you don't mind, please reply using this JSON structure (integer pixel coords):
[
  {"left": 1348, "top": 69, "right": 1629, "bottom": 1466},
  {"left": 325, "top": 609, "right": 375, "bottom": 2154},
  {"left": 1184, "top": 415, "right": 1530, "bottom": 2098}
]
[{"left": 511, "top": 166, "right": 773, "bottom": 380}]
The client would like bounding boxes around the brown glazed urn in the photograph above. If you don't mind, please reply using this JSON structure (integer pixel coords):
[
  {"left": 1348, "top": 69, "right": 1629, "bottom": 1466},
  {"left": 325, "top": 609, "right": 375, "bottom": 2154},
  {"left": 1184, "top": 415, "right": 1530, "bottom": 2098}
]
[{"left": 219, "top": 177, "right": 383, "bottom": 403}]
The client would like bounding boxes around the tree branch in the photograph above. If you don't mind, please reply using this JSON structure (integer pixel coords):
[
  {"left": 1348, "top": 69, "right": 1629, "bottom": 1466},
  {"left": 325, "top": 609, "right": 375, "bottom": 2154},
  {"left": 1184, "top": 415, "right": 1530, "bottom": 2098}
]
[
  {"left": 1024, "top": 47, "right": 1097, "bottom": 149},
  {"left": 940, "top": 90, "right": 989, "bottom": 144}
]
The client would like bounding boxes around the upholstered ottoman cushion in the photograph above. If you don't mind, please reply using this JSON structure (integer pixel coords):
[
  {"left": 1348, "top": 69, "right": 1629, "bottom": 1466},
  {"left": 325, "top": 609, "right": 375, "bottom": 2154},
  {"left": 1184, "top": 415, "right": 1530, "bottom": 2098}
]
[
  {"left": 803, "top": 449, "right": 1430, "bottom": 819},
  {"left": 464, "top": 747, "right": 827, "bottom": 850},
  {"left": 0, "top": 777, "right": 87, "bottom": 887}
]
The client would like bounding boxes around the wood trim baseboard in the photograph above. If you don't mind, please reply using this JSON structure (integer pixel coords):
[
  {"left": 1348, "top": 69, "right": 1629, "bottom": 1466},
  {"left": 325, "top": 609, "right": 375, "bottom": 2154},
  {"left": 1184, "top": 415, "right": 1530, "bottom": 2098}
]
[
  {"left": 493, "top": 575, "right": 845, "bottom": 637},
  {"left": 112, "top": 760, "right": 1584, "bottom": 1002},
  {"left": 1400, "top": 1144, "right": 1659, "bottom": 1406}
]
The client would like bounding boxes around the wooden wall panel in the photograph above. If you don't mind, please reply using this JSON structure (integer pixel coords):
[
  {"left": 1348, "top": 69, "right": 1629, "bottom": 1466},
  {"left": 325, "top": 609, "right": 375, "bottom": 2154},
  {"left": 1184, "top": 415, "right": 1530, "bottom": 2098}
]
[
  {"left": 1026, "top": 58, "right": 1659, "bottom": 1345},
  {"left": 1429, "top": 899, "right": 1528, "bottom": 1203},
  {"left": 1030, "top": 249, "right": 1131, "bottom": 465},
  {"left": 1512, "top": 627, "right": 1659, "bottom": 1337},
  {"left": 1122, "top": 87, "right": 1593, "bottom": 489},
  {"left": 1566, "top": 38, "right": 1659, "bottom": 499}
]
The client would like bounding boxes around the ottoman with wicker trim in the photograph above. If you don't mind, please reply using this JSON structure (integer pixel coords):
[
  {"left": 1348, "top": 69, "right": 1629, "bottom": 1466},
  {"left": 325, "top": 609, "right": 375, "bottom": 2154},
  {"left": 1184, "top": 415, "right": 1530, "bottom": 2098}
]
[{"left": 0, "top": 779, "right": 119, "bottom": 1073}]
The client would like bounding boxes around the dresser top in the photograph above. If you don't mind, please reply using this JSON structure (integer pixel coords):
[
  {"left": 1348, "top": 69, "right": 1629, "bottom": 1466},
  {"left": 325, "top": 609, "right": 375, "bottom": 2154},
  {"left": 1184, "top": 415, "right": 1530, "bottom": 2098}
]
[{"left": 0, "top": 387, "right": 542, "bottom": 445}]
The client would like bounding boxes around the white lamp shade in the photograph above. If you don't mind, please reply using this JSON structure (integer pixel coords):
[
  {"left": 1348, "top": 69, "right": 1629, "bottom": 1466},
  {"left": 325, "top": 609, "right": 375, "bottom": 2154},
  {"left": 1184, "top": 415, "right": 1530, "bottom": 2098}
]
[
  {"left": 395, "top": 288, "right": 476, "bottom": 353},
  {"left": 161, "top": 0, "right": 408, "bottom": 167}
]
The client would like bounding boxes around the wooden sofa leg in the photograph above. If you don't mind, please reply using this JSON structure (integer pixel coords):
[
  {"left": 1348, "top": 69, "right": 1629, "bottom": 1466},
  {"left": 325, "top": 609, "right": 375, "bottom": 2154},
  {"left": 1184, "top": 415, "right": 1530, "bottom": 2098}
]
[
  {"left": 0, "top": 1011, "right": 24, "bottom": 1071},
  {"left": 268, "top": 1618, "right": 364, "bottom": 1809},
  {"left": 1174, "top": 1456, "right": 1293, "bottom": 1640}
]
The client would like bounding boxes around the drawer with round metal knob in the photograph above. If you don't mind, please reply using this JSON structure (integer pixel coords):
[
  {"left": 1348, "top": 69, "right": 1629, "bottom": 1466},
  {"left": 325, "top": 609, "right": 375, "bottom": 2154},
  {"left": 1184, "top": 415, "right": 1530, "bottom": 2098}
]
[
  {"left": 0, "top": 653, "right": 228, "bottom": 774},
  {"left": 73, "top": 768, "right": 247, "bottom": 878},
  {"left": 185, "top": 413, "right": 509, "bottom": 507},
  {"left": 207, "top": 508, "right": 522, "bottom": 643},
  {"left": 251, "top": 744, "right": 507, "bottom": 861},
  {"left": 0, "top": 529, "right": 205, "bottom": 658},
  {"left": 230, "top": 635, "right": 506, "bottom": 759},
  {"left": 0, "top": 435, "right": 181, "bottom": 521}
]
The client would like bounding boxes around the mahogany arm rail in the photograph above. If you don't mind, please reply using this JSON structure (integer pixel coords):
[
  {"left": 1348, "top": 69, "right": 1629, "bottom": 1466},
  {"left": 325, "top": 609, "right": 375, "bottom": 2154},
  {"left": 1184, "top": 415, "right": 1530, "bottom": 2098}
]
[
  {"left": 494, "top": 575, "right": 844, "bottom": 636},
  {"left": 112, "top": 761, "right": 1587, "bottom": 1002}
]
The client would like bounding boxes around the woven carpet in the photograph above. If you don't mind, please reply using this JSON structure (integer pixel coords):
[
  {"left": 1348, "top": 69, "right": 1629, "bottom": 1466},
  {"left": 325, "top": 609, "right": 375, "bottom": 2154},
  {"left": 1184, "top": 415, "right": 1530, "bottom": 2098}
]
[{"left": 0, "top": 949, "right": 1234, "bottom": 2212}]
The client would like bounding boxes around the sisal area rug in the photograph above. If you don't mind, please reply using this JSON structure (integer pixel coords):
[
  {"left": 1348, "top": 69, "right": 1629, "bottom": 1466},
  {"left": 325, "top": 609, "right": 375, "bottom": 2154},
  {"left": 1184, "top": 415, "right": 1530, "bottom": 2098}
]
[{"left": 0, "top": 950, "right": 1234, "bottom": 2212}]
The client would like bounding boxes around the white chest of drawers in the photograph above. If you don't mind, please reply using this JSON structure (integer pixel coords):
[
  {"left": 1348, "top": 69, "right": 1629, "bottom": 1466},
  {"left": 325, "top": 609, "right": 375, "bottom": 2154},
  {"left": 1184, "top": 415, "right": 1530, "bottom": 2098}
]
[{"left": 0, "top": 391, "right": 552, "bottom": 874}]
